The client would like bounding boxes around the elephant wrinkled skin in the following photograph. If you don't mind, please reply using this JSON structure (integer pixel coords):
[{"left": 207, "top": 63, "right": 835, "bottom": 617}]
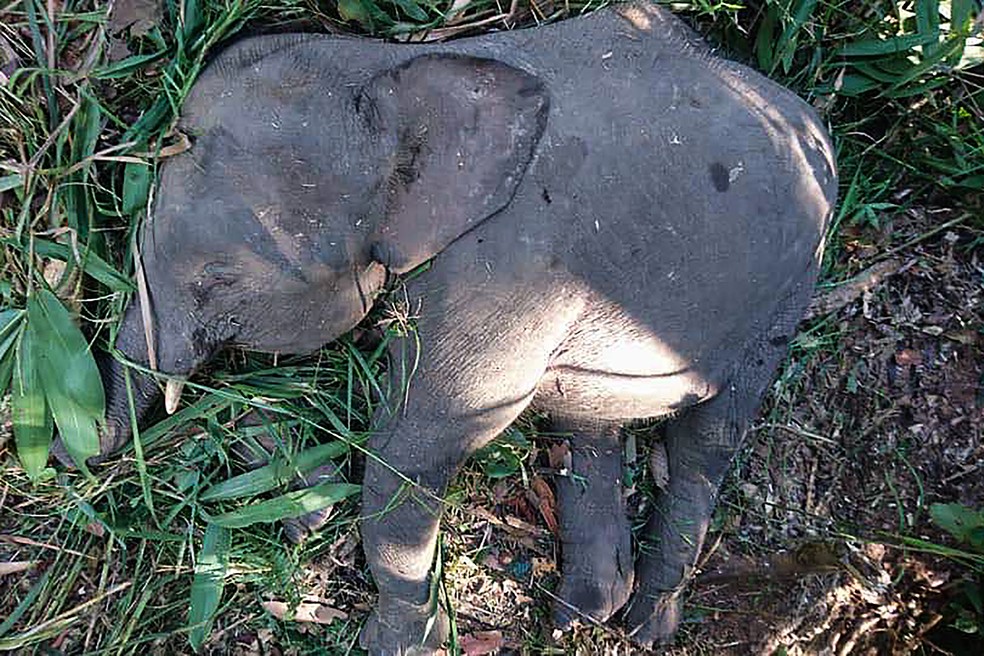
[{"left": 84, "top": 3, "right": 837, "bottom": 653}]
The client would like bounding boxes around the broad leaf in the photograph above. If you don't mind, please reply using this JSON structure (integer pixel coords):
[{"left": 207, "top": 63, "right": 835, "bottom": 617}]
[
  {"left": 931, "top": 503, "right": 984, "bottom": 551},
  {"left": 122, "top": 161, "right": 152, "bottom": 215},
  {"left": 12, "top": 326, "right": 53, "bottom": 480},
  {"left": 200, "top": 441, "right": 349, "bottom": 502},
  {"left": 188, "top": 523, "right": 231, "bottom": 652},
  {"left": 27, "top": 288, "right": 104, "bottom": 467},
  {"left": 2, "top": 237, "right": 133, "bottom": 292},
  {"left": 207, "top": 481, "right": 360, "bottom": 529}
]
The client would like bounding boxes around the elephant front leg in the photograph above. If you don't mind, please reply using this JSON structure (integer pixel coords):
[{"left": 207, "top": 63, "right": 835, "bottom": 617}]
[
  {"left": 359, "top": 405, "right": 531, "bottom": 655},
  {"left": 359, "top": 432, "right": 453, "bottom": 656}
]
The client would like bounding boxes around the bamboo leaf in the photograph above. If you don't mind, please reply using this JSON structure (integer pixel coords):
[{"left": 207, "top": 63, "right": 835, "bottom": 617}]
[
  {"left": 915, "top": 0, "right": 941, "bottom": 58},
  {"left": 200, "top": 441, "right": 349, "bottom": 501},
  {"left": 27, "top": 288, "right": 104, "bottom": 467},
  {"left": 122, "top": 161, "right": 152, "bottom": 215},
  {"left": 0, "top": 309, "right": 25, "bottom": 367},
  {"left": 391, "top": 0, "right": 428, "bottom": 22},
  {"left": 755, "top": 5, "right": 777, "bottom": 72},
  {"left": 183, "top": 0, "right": 204, "bottom": 40},
  {"left": 12, "top": 326, "right": 53, "bottom": 480},
  {"left": 207, "top": 481, "right": 360, "bottom": 529},
  {"left": 3, "top": 237, "right": 134, "bottom": 292},
  {"left": 837, "top": 32, "right": 939, "bottom": 57},
  {"left": 188, "top": 523, "right": 231, "bottom": 652},
  {"left": 775, "top": 0, "right": 819, "bottom": 74}
]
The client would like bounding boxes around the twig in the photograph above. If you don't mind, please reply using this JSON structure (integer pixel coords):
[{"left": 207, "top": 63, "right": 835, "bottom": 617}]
[
  {"left": 804, "top": 258, "right": 902, "bottom": 320},
  {"left": 0, "top": 534, "right": 97, "bottom": 560},
  {"left": 880, "top": 212, "right": 971, "bottom": 259},
  {"left": 133, "top": 198, "right": 158, "bottom": 371}
]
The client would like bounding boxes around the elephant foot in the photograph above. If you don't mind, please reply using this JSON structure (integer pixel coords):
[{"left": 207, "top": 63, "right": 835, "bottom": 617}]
[
  {"left": 623, "top": 588, "right": 684, "bottom": 648},
  {"left": 552, "top": 538, "right": 633, "bottom": 630},
  {"left": 233, "top": 433, "right": 344, "bottom": 544},
  {"left": 359, "top": 595, "right": 449, "bottom": 656},
  {"left": 282, "top": 504, "right": 334, "bottom": 543}
]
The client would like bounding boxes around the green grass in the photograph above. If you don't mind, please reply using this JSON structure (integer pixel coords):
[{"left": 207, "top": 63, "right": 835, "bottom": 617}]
[{"left": 1, "top": 0, "right": 983, "bottom": 653}]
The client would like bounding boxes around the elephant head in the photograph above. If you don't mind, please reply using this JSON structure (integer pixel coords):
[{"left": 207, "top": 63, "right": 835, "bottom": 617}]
[{"left": 90, "top": 50, "right": 549, "bottom": 459}]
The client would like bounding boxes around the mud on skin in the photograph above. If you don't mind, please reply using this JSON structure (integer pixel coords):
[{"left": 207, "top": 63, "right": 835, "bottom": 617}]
[{"left": 71, "top": 2, "right": 837, "bottom": 653}]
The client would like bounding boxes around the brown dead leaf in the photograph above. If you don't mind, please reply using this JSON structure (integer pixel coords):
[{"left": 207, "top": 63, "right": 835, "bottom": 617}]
[
  {"left": 895, "top": 349, "right": 924, "bottom": 366},
  {"left": 505, "top": 493, "right": 539, "bottom": 526},
  {"left": 109, "top": 0, "right": 161, "bottom": 37},
  {"left": 85, "top": 522, "right": 106, "bottom": 537},
  {"left": 547, "top": 440, "right": 572, "bottom": 474},
  {"left": 261, "top": 600, "right": 348, "bottom": 624},
  {"left": 460, "top": 630, "right": 505, "bottom": 655},
  {"left": 0, "top": 561, "right": 35, "bottom": 576},
  {"left": 531, "top": 556, "right": 556, "bottom": 577},
  {"left": 529, "top": 476, "right": 559, "bottom": 535},
  {"left": 649, "top": 440, "right": 670, "bottom": 492}
]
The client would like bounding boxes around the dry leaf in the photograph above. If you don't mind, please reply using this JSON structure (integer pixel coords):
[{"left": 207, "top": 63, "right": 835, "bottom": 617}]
[
  {"left": 529, "top": 476, "right": 559, "bottom": 535},
  {"left": 895, "top": 349, "right": 924, "bottom": 366},
  {"left": 531, "top": 556, "right": 556, "bottom": 576},
  {"left": 460, "top": 630, "right": 505, "bottom": 655},
  {"left": 945, "top": 330, "right": 978, "bottom": 345},
  {"left": 0, "top": 561, "right": 35, "bottom": 576},
  {"left": 109, "top": 0, "right": 161, "bottom": 37},
  {"left": 649, "top": 440, "right": 670, "bottom": 492},
  {"left": 805, "top": 258, "right": 901, "bottom": 320},
  {"left": 85, "top": 522, "right": 106, "bottom": 537},
  {"left": 262, "top": 600, "right": 348, "bottom": 624},
  {"left": 548, "top": 440, "right": 572, "bottom": 474}
]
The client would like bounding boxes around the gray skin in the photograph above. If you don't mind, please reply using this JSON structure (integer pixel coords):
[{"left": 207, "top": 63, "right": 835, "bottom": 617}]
[{"left": 85, "top": 2, "right": 836, "bottom": 653}]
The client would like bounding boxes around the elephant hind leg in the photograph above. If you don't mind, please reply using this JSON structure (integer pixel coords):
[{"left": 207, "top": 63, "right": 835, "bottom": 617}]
[
  {"left": 623, "top": 277, "right": 817, "bottom": 647},
  {"left": 551, "top": 416, "right": 633, "bottom": 630}
]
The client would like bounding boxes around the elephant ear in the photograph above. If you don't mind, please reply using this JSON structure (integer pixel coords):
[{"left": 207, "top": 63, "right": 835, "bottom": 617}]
[{"left": 362, "top": 54, "right": 549, "bottom": 273}]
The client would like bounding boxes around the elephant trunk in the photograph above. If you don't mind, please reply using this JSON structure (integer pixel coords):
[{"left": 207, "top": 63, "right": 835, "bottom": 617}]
[
  {"left": 54, "top": 292, "right": 202, "bottom": 468},
  {"left": 97, "top": 347, "right": 162, "bottom": 458}
]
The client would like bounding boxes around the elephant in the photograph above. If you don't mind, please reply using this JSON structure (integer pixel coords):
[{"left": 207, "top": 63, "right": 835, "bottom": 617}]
[{"left": 80, "top": 2, "right": 837, "bottom": 652}]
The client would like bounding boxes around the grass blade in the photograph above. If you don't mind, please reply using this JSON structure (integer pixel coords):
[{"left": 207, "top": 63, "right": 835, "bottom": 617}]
[
  {"left": 207, "top": 481, "right": 360, "bottom": 529},
  {"left": 0, "top": 570, "right": 50, "bottom": 638},
  {"left": 199, "top": 441, "right": 349, "bottom": 502},
  {"left": 0, "top": 309, "right": 26, "bottom": 379},
  {"left": 0, "top": 174, "right": 24, "bottom": 193},
  {"left": 125, "top": 368, "right": 158, "bottom": 525},
  {"left": 91, "top": 51, "right": 167, "bottom": 80},
  {"left": 188, "top": 523, "right": 231, "bottom": 652},
  {"left": 11, "top": 326, "right": 53, "bottom": 480}
]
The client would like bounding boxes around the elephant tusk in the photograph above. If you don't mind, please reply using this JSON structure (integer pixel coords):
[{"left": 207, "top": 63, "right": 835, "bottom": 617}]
[{"left": 165, "top": 378, "right": 185, "bottom": 415}]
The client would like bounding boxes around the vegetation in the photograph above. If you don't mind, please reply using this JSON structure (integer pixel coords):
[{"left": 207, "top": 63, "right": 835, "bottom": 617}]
[{"left": 0, "top": 0, "right": 981, "bottom": 653}]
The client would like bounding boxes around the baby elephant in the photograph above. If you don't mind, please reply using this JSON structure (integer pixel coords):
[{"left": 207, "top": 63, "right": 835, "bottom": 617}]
[{"left": 93, "top": 2, "right": 836, "bottom": 652}]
